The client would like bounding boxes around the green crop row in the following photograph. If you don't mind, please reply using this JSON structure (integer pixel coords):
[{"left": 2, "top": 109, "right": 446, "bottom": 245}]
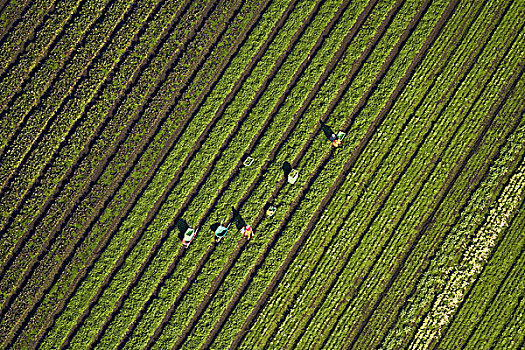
[
  {"left": 248, "top": 1, "right": 455, "bottom": 346},
  {"left": 361, "top": 84, "right": 525, "bottom": 350},
  {"left": 0, "top": 0, "right": 122, "bottom": 157},
  {"left": 394, "top": 86, "right": 525, "bottom": 349},
  {"left": 36, "top": 0, "right": 270, "bottom": 347},
  {"left": 119, "top": 0, "right": 327, "bottom": 345},
  {"left": 179, "top": 0, "right": 442, "bottom": 347},
  {"left": 9, "top": 0, "right": 221, "bottom": 346},
  {"left": 340, "top": 2, "right": 520, "bottom": 348},
  {"left": 238, "top": 1, "right": 496, "bottom": 348},
  {"left": 70, "top": 0, "right": 336, "bottom": 347},
  {"left": 0, "top": 0, "right": 82, "bottom": 109},
  {"left": 61, "top": 1, "right": 265, "bottom": 348},
  {"left": 0, "top": 0, "right": 164, "bottom": 305},
  {"left": 480, "top": 208, "right": 525, "bottom": 350},
  {"left": 316, "top": 27, "right": 524, "bottom": 350},
  {"left": 441, "top": 194, "right": 525, "bottom": 349},
  {"left": 0, "top": 0, "right": 56, "bottom": 76},
  {"left": 0, "top": 0, "right": 194, "bottom": 342},
  {"left": 0, "top": 0, "right": 131, "bottom": 230},
  {"left": 145, "top": 0, "right": 384, "bottom": 348},
  {"left": 244, "top": 0, "right": 457, "bottom": 341},
  {"left": 226, "top": 0, "right": 442, "bottom": 346},
  {"left": 363, "top": 19, "right": 525, "bottom": 346},
  {"left": 196, "top": 0, "right": 411, "bottom": 348}
]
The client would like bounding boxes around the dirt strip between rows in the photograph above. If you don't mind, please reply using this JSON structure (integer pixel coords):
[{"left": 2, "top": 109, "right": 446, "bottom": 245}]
[{"left": 227, "top": 0, "right": 459, "bottom": 347}]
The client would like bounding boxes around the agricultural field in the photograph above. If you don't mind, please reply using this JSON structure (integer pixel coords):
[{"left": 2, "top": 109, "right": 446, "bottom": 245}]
[{"left": 0, "top": 0, "right": 523, "bottom": 348}]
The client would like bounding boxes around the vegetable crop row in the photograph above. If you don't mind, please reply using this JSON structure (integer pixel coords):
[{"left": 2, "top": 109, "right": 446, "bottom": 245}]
[
  {"left": 318, "top": 32, "right": 524, "bottom": 350},
  {"left": 0, "top": 0, "right": 169, "bottom": 305},
  {"left": 172, "top": 0, "right": 440, "bottom": 347},
  {"left": 55, "top": 1, "right": 263, "bottom": 347},
  {"left": 7, "top": 0, "right": 225, "bottom": 347},
  {"left": 0, "top": 0, "right": 120, "bottom": 157},
  {"left": 0, "top": 0, "right": 82, "bottom": 110},
  {"left": 71, "top": 0, "right": 336, "bottom": 346},
  {"left": 35, "top": 0, "right": 270, "bottom": 347},
  {"left": 0, "top": 0, "right": 55, "bottom": 76}
]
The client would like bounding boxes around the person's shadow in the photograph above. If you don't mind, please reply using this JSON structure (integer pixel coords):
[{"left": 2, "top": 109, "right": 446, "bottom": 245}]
[
  {"left": 232, "top": 206, "right": 247, "bottom": 230},
  {"left": 175, "top": 218, "right": 189, "bottom": 241},
  {"left": 320, "top": 119, "right": 334, "bottom": 141},
  {"left": 282, "top": 161, "right": 292, "bottom": 177}
]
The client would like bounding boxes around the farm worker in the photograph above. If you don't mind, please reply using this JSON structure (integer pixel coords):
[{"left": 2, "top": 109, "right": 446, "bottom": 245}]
[
  {"left": 244, "top": 225, "right": 253, "bottom": 240},
  {"left": 329, "top": 133, "right": 341, "bottom": 148}
]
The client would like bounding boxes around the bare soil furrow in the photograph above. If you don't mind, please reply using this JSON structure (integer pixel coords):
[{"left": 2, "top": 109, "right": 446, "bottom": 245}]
[
  {"left": 228, "top": 0, "right": 459, "bottom": 347},
  {"left": 226, "top": 0, "right": 418, "bottom": 346},
  {"left": 0, "top": 0, "right": 117, "bottom": 155},
  {"left": 0, "top": 0, "right": 79, "bottom": 104},
  {"left": 344, "top": 61, "right": 524, "bottom": 350},
  {"left": 172, "top": 0, "right": 383, "bottom": 347},
  {"left": 0, "top": 0, "right": 167, "bottom": 287},
  {"left": 4, "top": 0, "right": 219, "bottom": 346},
  {"left": 0, "top": 0, "right": 32, "bottom": 46},
  {"left": 39, "top": 1, "right": 225, "bottom": 348},
  {"left": 138, "top": 0, "right": 330, "bottom": 345},
  {"left": 0, "top": 0, "right": 139, "bottom": 233},
  {"left": 26, "top": 0, "right": 265, "bottom": 344},
  {"left": 80, "top": 3, "right": 269, "bottom": 348},
  {"left": 306, "top": 3, "right": 518, "bottom": 346},
  {"left": 0, "top": 0, "right": 53, "bottom": 74},
  {"left": 457, "top": 228, "right": 525, "bottom": 350},
  {"left": 314, "top": 22, "right": 520, "bottom": 350}
]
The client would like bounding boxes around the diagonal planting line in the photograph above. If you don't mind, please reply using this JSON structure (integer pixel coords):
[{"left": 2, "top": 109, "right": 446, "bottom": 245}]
[
  {"left": 54, "top": 2, "right": 228, "bottom": 349},
  {"left": 146, "top": 0, "right": 389, "bottom": 347},
  {"left": 225, "top": 0, "right": 428, "bottom": 346},
  {"left": 167, "top": 0, "right": 357, "bottom": 345},
  {"left": 0, "top": 0, "right": 120, "bottom": 161},
  {"left": 0, "top": 0, "right": 76, "bottom": 101},
  {"left": 11, "top": 0, "right": 225, "bottom": 346},
  {"left": 82, "top": 2, "right": 265, "bottom": 349},
  {"left": 0, "top": 0, "right": 138, "bottom": 231},
  {"left": 316, "top": 13, "right": 521, "bottom": 350},
  {"left": 141, "top": 0, "right": 333, "bottom": 346},
  {"left": 306, "top": 2, "right": 521, "bottom": 347},
  {"left": 229, "top": 0, "right": 460, "bottom": 347},
  {"left": 252, "top": 0, "right": 475, "bottom": 339},
  {"left": 429, "top": 169, "right": 525, "bottom": 350},
  {"left": 195, "top": 1, "right": 384, "bottom": 349},
  {"left": 112, "top": 2, "right": 274, "bottom": 348},
  {"left": 369, "top": 22, "right": 524, "bottom": 350},
  {"left": 31, "top": 0, "right": 294, "bottom": 346},
  {"left": 0, "top": 0, "right": 53, "bottom": 73},
  {"left": 0, "top": 0, "right": 192, "bottom": 328},
  {"left": 0, "top": 0, "right": 172, "bottom": 292},
  {"left": 344, "top": 60, "right": 525, "bottom": 350}
]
